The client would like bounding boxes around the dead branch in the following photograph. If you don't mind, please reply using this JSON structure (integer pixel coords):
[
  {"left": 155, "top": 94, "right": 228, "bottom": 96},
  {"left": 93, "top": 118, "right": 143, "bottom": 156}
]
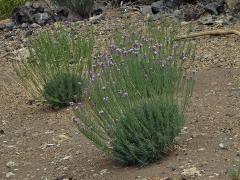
[{"left": 177, "top": 29, "right": 240, "bottom": 40}]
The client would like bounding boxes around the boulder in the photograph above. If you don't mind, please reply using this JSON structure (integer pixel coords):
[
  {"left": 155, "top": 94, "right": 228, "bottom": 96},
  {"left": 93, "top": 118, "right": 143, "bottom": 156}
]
[
  {"left": 12, "top": 0, "right": 69, "bottom": 25},
  {"left": 151, "top": 1, "right": 167, "bottom": 14},
  {"left": 93, "top": 2, "right": 107, "bottom": 15}
]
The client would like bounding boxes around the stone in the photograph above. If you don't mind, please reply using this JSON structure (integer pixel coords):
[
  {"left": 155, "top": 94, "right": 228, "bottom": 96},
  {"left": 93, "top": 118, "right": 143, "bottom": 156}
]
[
  {"left": 30, "top": 23, "right": 41, "bottom": 28},
  {"left": 5, "top": 32, "right": 14, "bottom": 39},
  {"left": 21, "top": 23, "right": 28, "bottom": 28},
  {"left": 62, "top": 155, "right": 72, "bottom": 160},
  {"left": 236, "top": 151, "right": 240, "bottom": 156},
  {"left": 0, "top": 128, "right": 4, "bottom": 134},
  {"left": 164, "top": 0, "right": 183, "bottom": 9},
  {"left": 204, "top": 0, "right": 225, "bottom": 15},
  {"left": 6, "top": 172, "right": 15, "bottom": 178},
  {"left": 25, "top": 30, "right": 33, "bottom": 37},
  {"left": 13, "top": 1, "right": 68, "bottom": 25},
  {"left": 15, "top": 48, "right": 30, "bottom": 60},
  {"left": 5, "top": 22, "right": 15, "bottom": 31},
  {"left": 140, "top": 5, "right": 153, "bottom": 16},
  {"left": 181, "top": 167, "right": 201, "bottom": 178},
  {"left": 173, "top": 9, "right": 184, "bottom": 19},
  {"left": 199, "top": 15, "right": 214, "bottom": 25},
  {"left": 13, "top": 6, "right": 35, "bottom": 24},
  {"left": 151, "top": 1, "right": 167, "bottom": 14},
  {"left": 182, "top": 3, "right": 205, "bottom": 21},
  {"left": 99, "top": 169, "right": 109, "bottom": 176},
  {"left": 0, "top": 24, "right": 6, "bottom": 30},
  {"left": 54, "top": 7, "right": 69, "bottom": 21},
  {"left": 6, "top": 161, "right": 17, "bottom": 168},
  {"left": 92, "top": 2, "right": 107, "bottom": 15},
  {"left": 219, "top": 143, "right": 227, "bottom": 149},
  {"left": 90, "top": 14, "right": 104, "bottom": 24},
  {"left": 32, "top": 1, "right": 47, "bottom": 13},
  {"left": 34, "top": 12, "right": 49, "bottom": 25},
  {"left": 198, "top": 148, "right": 206, "bottom": 152}
]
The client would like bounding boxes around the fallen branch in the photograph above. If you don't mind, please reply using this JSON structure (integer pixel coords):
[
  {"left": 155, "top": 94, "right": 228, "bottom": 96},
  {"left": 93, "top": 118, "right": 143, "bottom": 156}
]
[{"left": 177, "top": 29, "right": 240, "bottom": 40}]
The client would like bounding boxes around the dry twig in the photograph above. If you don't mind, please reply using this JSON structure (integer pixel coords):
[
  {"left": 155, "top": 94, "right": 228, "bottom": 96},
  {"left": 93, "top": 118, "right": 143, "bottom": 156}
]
[{"left": 177, "top": 29, "right": 240, "bottom": 40}]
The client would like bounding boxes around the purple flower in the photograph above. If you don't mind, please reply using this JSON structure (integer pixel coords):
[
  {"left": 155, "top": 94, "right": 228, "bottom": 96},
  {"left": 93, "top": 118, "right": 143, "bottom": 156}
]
[
  {"left": 143, "top": 54, "right": 147, "bottom": 61},
  {"left": 91, "top": 74, "right": 96, "bottom": 81},
  {"left": 92, "top": 64, "right": 97, "bottom": 72},
  {"left": 109, "top": 44, "right": 116, "bottom": 52},
  {"left": 108, "top": 58, "right": 114, "bottom": 66},
  {"left": 133, "top": 42, "right": 140, "bottom": 50},
  {"left": 152, "top": 46, "right": 158, "bottom": 56},
  {"left": 143, "top": 38, "right": 149, "bottom": 43}
]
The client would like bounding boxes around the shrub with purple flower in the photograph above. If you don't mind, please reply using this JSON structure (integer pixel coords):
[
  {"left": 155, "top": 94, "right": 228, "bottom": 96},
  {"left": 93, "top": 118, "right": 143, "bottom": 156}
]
[{"left": 75, "top": 20, "right": 195, "bottom": 165}]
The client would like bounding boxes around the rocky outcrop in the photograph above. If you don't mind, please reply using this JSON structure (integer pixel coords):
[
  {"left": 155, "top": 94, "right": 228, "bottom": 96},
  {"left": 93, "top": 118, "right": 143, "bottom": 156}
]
[{"left": 12, "top": 1, "right": 69, "bottom": 25}]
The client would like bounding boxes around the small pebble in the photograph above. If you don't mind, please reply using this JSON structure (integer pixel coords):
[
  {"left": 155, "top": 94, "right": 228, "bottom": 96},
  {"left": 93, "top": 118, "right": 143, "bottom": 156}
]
[
  {"left": 99, "top": 169, "right": 109, "bottom": 176},
  {"left": 219, "top": 143, "right": 226, "bottom": 149},
  {"left": 236, "top": 151, "right": 240, "bottom": 156},
  {"left": 6, "top": 161, "right": 17, "bottom": 168},
  {"left": 0, "top": 128, "right": 4, "bottom": 134},
  {"left": 6, "top": 172, "right": 15, "bottom": 178}
]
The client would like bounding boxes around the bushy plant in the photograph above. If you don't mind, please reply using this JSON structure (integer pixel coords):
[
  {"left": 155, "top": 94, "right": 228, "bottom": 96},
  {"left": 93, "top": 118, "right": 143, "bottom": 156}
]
[
  {"left": 0, "top": 0, "right": 29, "bottom": 19},
  {"left": 43, "top": 73, "right": 83, "bottom": 108},
  {"left": 53, "top": 0, "right": 94, "bottom": 18},
  {"left": 14, "top": 27, "right": 93, "bottom": 107},
  {"left": 74, "top": 20, "right": 195, "bottom": 165},
  {"left": 112, "top": 99, "right": 183, "bottom": 165}
]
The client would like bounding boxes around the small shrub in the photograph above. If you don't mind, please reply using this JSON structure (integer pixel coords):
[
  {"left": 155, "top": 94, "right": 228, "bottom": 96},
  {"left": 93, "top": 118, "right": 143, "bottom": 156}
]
[
  {"left": 0, "top": 0, "right": 29, "bottom": 19},
  {"left": 53, "top": 0, "right": 94, "bottom": 18},
  {"left": 43, "top": 73, "right": 83, "bottom": 108},
  {"left": 75, "top": 20, "right": 195, "bottom": 165},
  {"left": 14, "top": 27, "right": 93, "bottom": 107},
  {"left": 112, "top": 99, "right": 183, "bottom": 165}
]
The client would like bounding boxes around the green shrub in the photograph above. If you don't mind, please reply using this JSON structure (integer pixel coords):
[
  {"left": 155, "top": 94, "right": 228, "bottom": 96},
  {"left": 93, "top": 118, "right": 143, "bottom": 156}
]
[
  {"left": 53, "top": 0, "right": 94, "bottom": 18},
  {"left": 43, "top": 73, "right": 83, "bottom": 108},
  {"left": 74, "top": 20, "right": 195, "bottom": 165},
  {"left": 14, "top": 27, "right": 93, "bottom": 107},
  {"left": 112, "top": 99, "right": 183, "bottom": 165},
  {"left": 0, "top": 0, "right": 29, "bottom": 19}
]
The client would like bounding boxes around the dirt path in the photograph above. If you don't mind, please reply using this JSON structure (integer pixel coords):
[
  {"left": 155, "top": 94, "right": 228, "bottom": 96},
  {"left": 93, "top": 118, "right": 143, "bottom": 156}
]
[{"left": 1, "top": 19, "right": 240, "bottom": 180}]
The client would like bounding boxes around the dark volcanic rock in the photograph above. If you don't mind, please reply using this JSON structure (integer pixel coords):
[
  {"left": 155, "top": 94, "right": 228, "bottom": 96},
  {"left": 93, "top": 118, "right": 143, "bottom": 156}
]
[
  {"left": 34, "top": 12, "right": 49, "bottom": 25},
  {"left": 12, "top": 0, "right": 68, "bottom": 25},
  {"left": 151, "top": 1, "right": 168, "bottom": 14},
  {"left": 204, "top": 0, "right": 225, "bottom": 15},
  {"left": 93, "top": 2, "right": 108, "bottom": 15},
  {"left": 151, "top": 0, "right": 186, "bottom": 14},
  {"left": 13, "top": 6, "right": 35, "bottom": 24}
]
